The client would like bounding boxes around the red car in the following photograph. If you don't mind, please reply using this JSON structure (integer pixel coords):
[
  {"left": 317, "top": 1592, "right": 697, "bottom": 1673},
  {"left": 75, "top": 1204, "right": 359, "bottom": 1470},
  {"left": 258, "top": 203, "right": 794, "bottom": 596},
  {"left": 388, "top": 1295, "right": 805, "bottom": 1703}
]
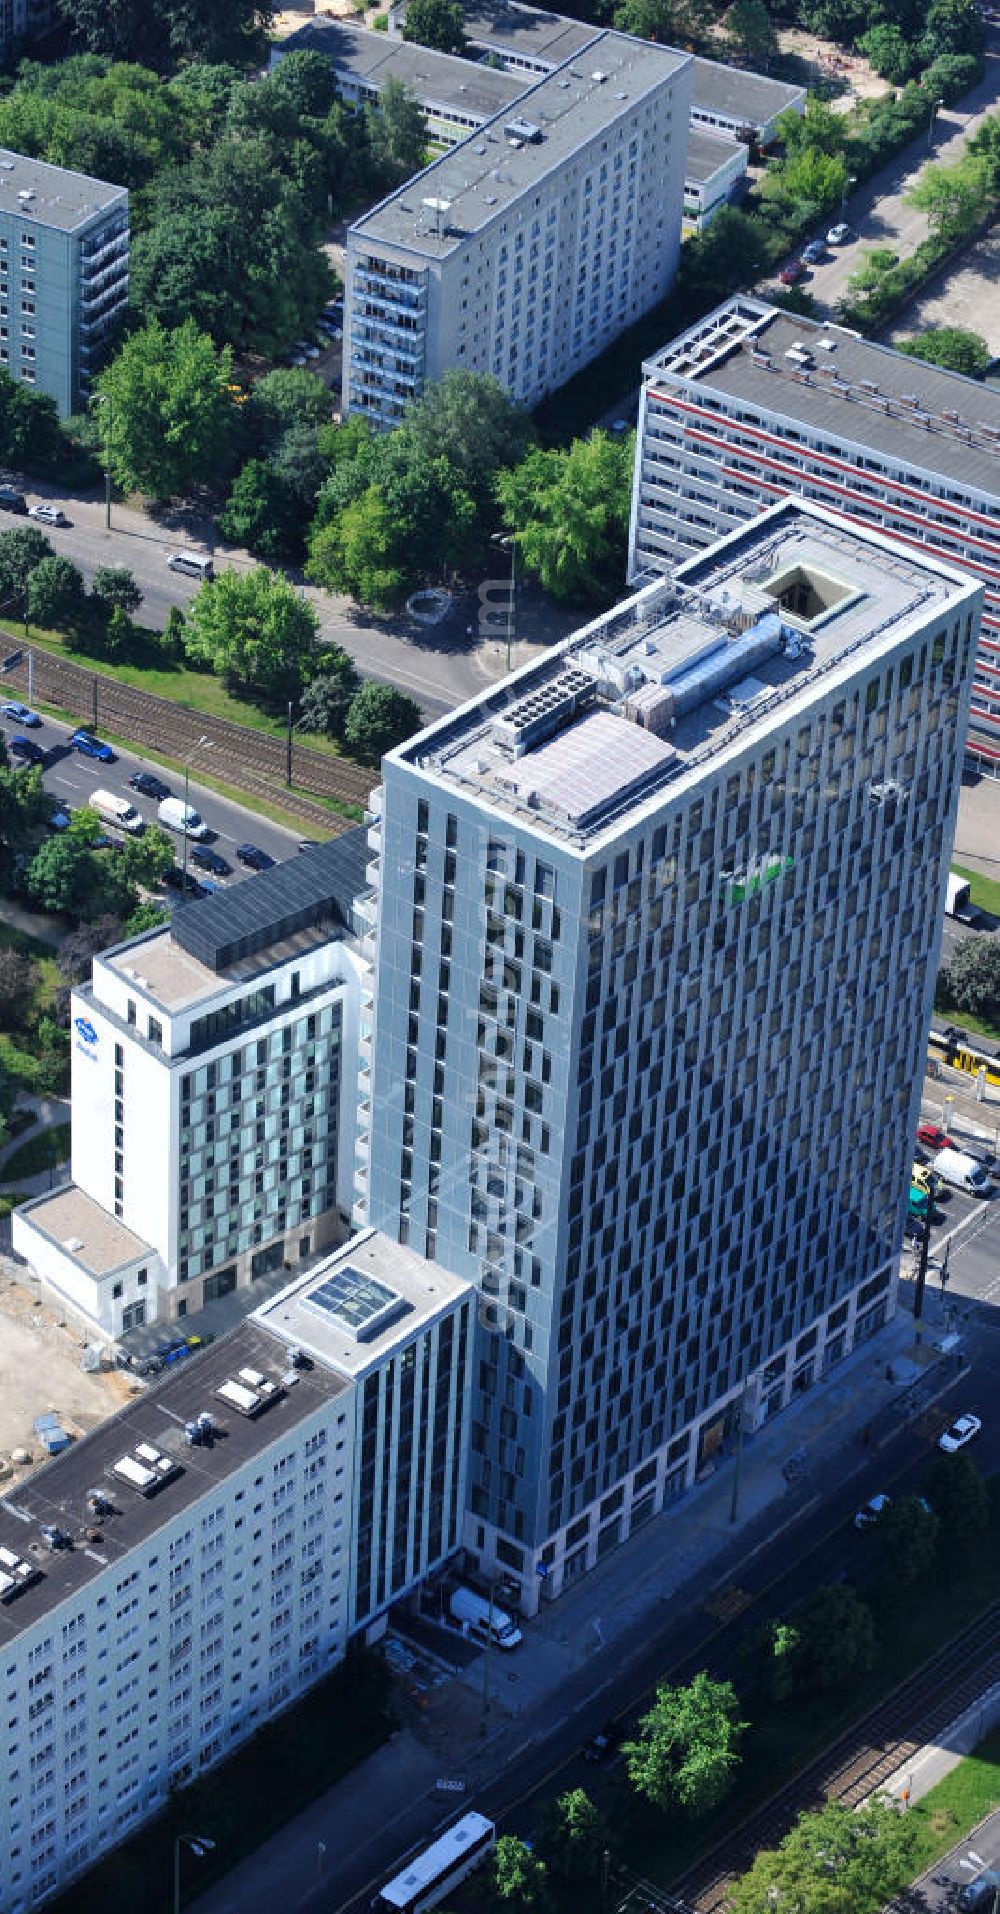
[
  {"left": 917, "top": 1123, "right": 951, "bottom": 1150},
  {"left": 779, "top": 259, "right": 807, "bottom": 285}
]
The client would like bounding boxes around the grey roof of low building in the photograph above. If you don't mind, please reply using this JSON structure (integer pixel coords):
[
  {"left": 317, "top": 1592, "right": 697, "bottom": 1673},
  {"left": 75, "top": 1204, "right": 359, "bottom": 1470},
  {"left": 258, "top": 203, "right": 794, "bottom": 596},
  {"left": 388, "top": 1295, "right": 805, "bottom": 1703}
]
[
  {"left": 0, "top": 147, "right": 127, "bottom": 234},
  {"left": 688, "top": 56, "right": 805, "bottom": 129},
  {"left": 647, "top": 300, "right": 1000, "bottom": 501},
  {"left": 170, "top": 828, "right": 369, "bottom": 974},
  {"left": 0, "top": 1323, "right": 350, "bottom": 1647},
  {"left": 685, "top": 124, "right": 747, "bottom": 183},
  {"left": 460, "top": 0, "right": 600, "bottom": 65},
  {"left": 351, "top": 29, "right": 688, "bottom": 256},
  {"left": 275, "top": 18, "right": 524, "bottom": 118}
]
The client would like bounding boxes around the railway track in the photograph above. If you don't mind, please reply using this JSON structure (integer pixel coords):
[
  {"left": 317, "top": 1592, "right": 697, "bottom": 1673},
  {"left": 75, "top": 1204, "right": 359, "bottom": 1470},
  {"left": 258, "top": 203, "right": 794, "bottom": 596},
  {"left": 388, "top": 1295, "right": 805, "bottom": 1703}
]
[
  {"left": 2, "top": 641, "right": 375, "bottom": 821},
  {"left": 671, "top": 1602, "right": 1000, "bottom": 1912}
]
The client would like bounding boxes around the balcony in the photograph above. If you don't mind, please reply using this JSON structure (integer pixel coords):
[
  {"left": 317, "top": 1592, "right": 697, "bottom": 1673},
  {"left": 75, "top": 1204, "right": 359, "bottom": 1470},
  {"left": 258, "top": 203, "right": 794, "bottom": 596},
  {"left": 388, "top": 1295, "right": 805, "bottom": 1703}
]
[{"left": 354, "top": 267, "right": 426, "bottom": 311}]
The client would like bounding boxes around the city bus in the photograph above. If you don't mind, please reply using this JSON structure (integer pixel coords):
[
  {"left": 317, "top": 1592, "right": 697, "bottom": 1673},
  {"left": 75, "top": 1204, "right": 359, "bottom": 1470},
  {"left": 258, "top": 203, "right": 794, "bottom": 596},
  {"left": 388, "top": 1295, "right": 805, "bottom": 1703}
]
[{"left": 373, "top": 1813, "right": 496, "bottom": 1914}]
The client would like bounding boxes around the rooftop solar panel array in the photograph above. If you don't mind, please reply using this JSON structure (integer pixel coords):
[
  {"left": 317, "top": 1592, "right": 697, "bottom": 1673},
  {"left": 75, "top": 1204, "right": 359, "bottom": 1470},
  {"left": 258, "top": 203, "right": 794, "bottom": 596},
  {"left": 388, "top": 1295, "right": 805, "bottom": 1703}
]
[{"left": 171, "top": 828, "right": 369, "bottom": 973}]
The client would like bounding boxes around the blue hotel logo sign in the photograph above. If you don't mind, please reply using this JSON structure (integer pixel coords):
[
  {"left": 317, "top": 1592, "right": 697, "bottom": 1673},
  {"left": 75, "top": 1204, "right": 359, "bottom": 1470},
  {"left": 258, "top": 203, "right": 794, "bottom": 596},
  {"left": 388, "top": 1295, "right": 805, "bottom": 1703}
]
[{"left": 74, "top": 1016, "right": 99, "bottom": 1059}]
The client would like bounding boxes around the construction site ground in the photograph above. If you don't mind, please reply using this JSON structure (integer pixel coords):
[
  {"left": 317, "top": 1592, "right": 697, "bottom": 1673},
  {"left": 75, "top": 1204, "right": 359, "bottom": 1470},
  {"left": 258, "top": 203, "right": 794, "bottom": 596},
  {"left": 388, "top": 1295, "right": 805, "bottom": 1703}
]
[{"left": 0, "top": 1264, "right": 134, "bottom": 1488}]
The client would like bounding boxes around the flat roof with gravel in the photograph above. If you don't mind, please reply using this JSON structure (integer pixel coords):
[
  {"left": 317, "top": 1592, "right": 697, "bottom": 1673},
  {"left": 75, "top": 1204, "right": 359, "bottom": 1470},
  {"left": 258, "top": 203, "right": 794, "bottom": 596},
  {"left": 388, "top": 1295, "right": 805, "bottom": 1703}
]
[
  {"left": 0, "top": 148, "right": 126, "bottom": 233},
  {"left": 16, "top": 1187, "right": 151, "bottom": 1277},
  {"left": 275, "top": 18, "right": 524, "bottom": 117},
  {"left": 254, "top": 1229, "right": 472, "bottom": 1378}
]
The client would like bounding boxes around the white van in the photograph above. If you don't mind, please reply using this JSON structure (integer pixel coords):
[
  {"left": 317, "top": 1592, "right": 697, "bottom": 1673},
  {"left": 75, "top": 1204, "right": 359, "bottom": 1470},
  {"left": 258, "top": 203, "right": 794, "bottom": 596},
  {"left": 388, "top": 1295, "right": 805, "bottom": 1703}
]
[
  {"left": 88, "top": 789, "right": 144, "bottom": 835},
  {"left": 448, "top": 1585, "right": 522, "bottom": 1649},
  {"left": 931, "top": 1146, "right": 993, "bottom": 1197},
  {"left": 158, "top": 796, "right": 210, "bottom": 841},
  {"left": 167, "top": 551, "right": 214, "bottom": 580}
]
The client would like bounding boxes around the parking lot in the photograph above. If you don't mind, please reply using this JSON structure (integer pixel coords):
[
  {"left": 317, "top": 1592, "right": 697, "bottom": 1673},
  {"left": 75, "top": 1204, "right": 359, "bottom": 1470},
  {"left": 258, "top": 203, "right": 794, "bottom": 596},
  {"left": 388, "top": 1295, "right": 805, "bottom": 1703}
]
[{"left": 0, "top": 1261, "right": 134, "bottom": 1483}]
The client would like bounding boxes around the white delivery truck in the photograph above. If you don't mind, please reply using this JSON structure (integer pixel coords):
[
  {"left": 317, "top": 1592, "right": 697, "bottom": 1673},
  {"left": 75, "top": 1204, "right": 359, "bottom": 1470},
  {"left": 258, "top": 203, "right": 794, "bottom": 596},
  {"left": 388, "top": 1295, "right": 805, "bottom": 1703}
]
[
  {"left": 88, "top": 789, "right": 145, "bottom": 834},
  {"left": 448, "top": 1585, "right": 522, "bottom": 1649},
  {"left": 945, "top": 871, "right": 976, "bottom": 920},
  {"left": 931, "top": 1146, "right": 993, "bottom": 1196},
  {"left": 158, "top": 796, "right": 210, "bottom": 840}
]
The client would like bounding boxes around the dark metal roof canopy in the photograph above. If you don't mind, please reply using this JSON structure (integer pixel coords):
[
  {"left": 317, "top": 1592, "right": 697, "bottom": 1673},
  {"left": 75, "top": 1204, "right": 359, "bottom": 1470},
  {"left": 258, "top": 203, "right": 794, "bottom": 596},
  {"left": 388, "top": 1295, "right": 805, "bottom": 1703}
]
[{"left": 172, "top": 829, "right": 369, "bottom": 973}]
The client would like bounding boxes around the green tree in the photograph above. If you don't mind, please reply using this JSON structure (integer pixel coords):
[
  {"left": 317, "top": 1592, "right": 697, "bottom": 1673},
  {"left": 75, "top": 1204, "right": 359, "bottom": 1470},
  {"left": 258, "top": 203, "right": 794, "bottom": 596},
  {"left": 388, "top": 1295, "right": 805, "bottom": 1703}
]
[
  {"left": 908, "top": 154, "right": 991, "bottom": 240},
  {"left": 0, "top": 525, "right": 54, "bottom": 608},
  {"left": 0, "top": 946, "right": 40, "bottom": 1032},
  {"left": 122, "top": 900, "right": 169, "bottom": 936},
  {"left": 919, "top": 0, "right": 984, "bottom": 63},
  {"left": 90, "top": 565, "right": 144, "bottom": 618},
  {"left": 729, "top": 1797, "right": 917, "bottom": 1914},
  {"left": 497, "top": 431, "right": 634, "bottom": 605},
  {"left": 250, "top": 367, "right": 333, "bottom": 449},
  {"left": 0, "top": 751, "right": 56, "bottom": 889},
  {"left": 58, "top": 0, "right": 273, "bottom": 70},
  {"left": 623, "top": 1672, "right": 746, "bottom": 1818},
  {"left": 856, "top": 24, "right": 915, "bottom": 82},
  {"left": 366, "top": 77, "right": 428, "bottom": 184},
  {"left": 898, "top": 326, "right": 991, "bottom": 376},
  {"left": 925, "top": 1451, "right": 991, "bottom": 1563},
  {"left": 921, "top": 52, "right": 983, "bottom": 103},
  {"left": 344, "top": 681, "right": 421, "bottom": 763},
  {"left": 26, "top": 556, "right": 87, "bottom": 630},
  {"left": 26, "top": 829, "right": 134, "bottom": 923},
  {"left": 939, "top": 933, "right": 1000, "bottom": 1021},
  {"left": 536, "top": 1788, "right": 605, "bottom": 1883},
  {"left": 96, "top": 319, "right": 235, "bottom": 502},
  {"left": 404, "top": 370, "right": 535, "bottom": 522},
  {"left": 741, "top": 1617, "right": 800, "bottom": 1703},
  {"left": 724, "top": 0, "right": 776, "bottom": 67},
  {"left": 402, "top": 0, "right": 466, "bottom": 52},
  {"left": 299, "top": 647, "right": 361, "bottom": 737},
  {"left": 269, "top": 47, "right": 338, "bottom": 119},
  {"left": 789, "top": 1586, "right": 876, "bottom": 1694},
  {"left": 182, "top": 566, "right": 317, "bottom": 698},
  {"left": 307, "top": 486, "right": 408, "bottom": 610},
  {"left": 0, "top": 368, "right": 65, "bottom": 475},
  {"left": 487, "top": 1836, "right": 552, "bottom": 1910},
  {"left": 219, "top": 459, "right": 301, "bottom": 564},
  {"left": 116, "top": 824, "right": 175, "bottom": 891},
  {"left": 874, "top": 1494, "right": 940, "bottom": 1590}
]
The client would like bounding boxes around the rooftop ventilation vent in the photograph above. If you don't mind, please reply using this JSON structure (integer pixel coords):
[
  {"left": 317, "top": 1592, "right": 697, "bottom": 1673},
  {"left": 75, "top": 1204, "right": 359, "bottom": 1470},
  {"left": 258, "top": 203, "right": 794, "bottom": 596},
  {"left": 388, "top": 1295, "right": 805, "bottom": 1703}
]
[
  {"left": 0, "top": 1545, "right": 42, "bottom": 1603},
  {"left": 112, "top": 1441, "right": 182, "bottom": 1498},
  {"left": 215, "top": 1367, "right": 286, "bottom": 1420}
]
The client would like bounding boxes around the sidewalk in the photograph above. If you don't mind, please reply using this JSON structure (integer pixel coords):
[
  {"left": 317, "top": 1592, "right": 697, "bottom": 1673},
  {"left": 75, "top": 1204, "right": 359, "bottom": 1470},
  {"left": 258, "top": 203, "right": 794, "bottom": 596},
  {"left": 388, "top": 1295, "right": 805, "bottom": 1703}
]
[{"left": 192, "top": 1310, "right": 961, "bottom": 1914}]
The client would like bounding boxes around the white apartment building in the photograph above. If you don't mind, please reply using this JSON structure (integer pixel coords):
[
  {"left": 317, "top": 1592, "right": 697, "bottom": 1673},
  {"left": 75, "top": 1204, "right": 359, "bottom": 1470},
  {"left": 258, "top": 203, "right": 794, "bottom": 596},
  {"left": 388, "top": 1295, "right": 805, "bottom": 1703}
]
[
  {"left": 360, "top": 499, "right": 980, "bottom": 1610},
  {"left": 0, "top": 1233, "right": 473, "bottom": 1914},
  {"left": 344, "top": 30, "right": 691, "bottom": 428},
  {"left": 13, "top": 836, "right": 369, "bottom": 1338},
  {"left": 627, "top": 296, "right": 1000, "bottom": 769},
  {"left": 683, "top": 126, "right": 747, "bottom": 231}
]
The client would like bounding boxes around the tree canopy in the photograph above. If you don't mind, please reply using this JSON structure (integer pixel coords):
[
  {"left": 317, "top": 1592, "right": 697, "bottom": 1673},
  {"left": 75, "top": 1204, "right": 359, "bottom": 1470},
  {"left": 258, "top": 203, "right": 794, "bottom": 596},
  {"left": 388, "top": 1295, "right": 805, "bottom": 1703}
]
[
  {"left": 623, "top": 1672, "right": 746, "bottom": 1818},
  {"left": 897, "top": 326, "right": 991, "bottom": 376},
  {"left": 56, "top": 0, "right": 274, "bottom": 72},
  {"left": 497, "top": 430, "right": 634, "bottom": 605},
  {"left": 343, "top": 681, "right": 422, "bottom": 764},
  {"left": 402, "top": 0, "right": 467, "bottom": 53},
  {"left": 182, "top": 566, "right": 318, "bottom": 699},
  {"left": 96, "top": 318, "right": 235, "bottom": 501},
  {"left": 729, "top": 1797, "right": 917, "bottom": 1914}
]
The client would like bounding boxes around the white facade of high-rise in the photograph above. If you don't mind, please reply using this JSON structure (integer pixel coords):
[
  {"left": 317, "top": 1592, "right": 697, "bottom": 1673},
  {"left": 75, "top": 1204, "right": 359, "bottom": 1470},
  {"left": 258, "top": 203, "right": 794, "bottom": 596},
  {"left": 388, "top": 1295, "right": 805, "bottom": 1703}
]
[
  {"left": 0, "top": 1233, "right": 473, "bottom": 1914},
  {"left": 358, "top": 499, "right": 981, "bottom": 1611},
  {"left": 345, "top": 31, "right": 691, "bottom": 428}
]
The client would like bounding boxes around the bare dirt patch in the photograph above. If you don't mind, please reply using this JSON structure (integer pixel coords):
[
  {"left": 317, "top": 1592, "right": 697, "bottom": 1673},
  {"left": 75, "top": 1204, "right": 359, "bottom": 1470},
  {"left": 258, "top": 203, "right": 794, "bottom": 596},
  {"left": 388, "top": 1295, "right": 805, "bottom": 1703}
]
[{"left": 0, "top": 1264, "right": 134, "bottom": 1487}]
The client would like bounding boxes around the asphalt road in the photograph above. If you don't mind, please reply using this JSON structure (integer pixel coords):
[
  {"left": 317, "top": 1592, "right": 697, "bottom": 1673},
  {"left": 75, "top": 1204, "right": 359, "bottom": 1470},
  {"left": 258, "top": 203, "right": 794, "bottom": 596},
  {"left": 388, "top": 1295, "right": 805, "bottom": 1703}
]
[
  {"left": 0, "top": 704, "right": 303, "bottom": 880},
  {"left": 3, "top": 485, "right": 565, "bottom": 724},
  {"left": 764, "top": 23, "right": 1000, "bottom": 313}
]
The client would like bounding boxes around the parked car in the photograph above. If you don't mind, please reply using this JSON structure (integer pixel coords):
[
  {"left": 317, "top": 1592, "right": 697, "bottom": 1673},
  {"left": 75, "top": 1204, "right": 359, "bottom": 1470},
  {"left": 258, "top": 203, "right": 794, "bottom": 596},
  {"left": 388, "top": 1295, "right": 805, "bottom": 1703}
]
[
  {"left": 47, "top": 803, "right": 71, "bottom": 832},
  {"left": 1, "top": 700, "right": 41, "bottom": 726},
  {"left": 70, "top": 728, "right": 116, "bottom": 762},
  {"left": 917, "top": 1122, "right": 951, "bottom": 1150},
  {"left": 129, "top": 770, "right": 171, "bottom": 800},
  {"left": 959, "top": 1871, "right": 1000, "bottom": 1911},
  {"left": 0, "top": 485, "right": 27, "bottom": 514},
  {"left": 827, "top": 221, "right": 852, "bottom": 245},
  {"left": 854, "top": 1492, "right": 891, "bottom": 1531},
  {"left": 801, "top": 239, "right": 826, "bottom": 264},
  {"left": 288, "top": 353, "right": 307, "bottom": 369},
  {"left": 938, "top": 1412, "right": 982, "bottom": 1454},
  {"left": 191, "top": 846, "right": 232, "bottom": 877},
  {"left": 236, "top": 842, "right": 275, "bottom": 870},
  {"left": 295, "top": 339, "right": 321, "bottom": 360},
  {"left": 28, "top": 503, "right": 69, "bottom": 526},
  {"left": 8, "top": 734, "right": 46, "bottom": 765},
  {"left": 779, "top": 259, "right": 807, "bottom": 284},
  {"left": 162, "top": 866, "right": 205, "bottom": 897}
]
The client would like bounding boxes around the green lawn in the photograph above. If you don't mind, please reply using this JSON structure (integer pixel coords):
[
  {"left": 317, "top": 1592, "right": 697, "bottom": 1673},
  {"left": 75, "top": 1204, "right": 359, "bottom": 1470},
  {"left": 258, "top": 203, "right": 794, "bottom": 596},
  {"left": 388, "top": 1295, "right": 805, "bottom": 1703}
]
[
  {"left": 0, "top": 1121, "right": 70, "bottom": 1181},
  {"left": 20, "top": 621, "right": 349, "bottom": 763},
  {"left": 951, "top": 863, "right": 1000, "bottom": 920},
  {"left": 908, "top": 1728, "right": 1000, "bottom": 1875},
  {"left": 938, "top": 1005, "right": 1000, "bottom": 1044}
]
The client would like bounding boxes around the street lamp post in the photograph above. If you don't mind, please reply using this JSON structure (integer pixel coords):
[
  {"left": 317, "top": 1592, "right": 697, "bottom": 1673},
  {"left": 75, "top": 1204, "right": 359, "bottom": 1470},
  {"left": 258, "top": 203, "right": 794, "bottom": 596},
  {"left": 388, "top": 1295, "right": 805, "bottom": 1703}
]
[
  {"left": 490, "top": 532, "right": 516, "bottom": 675},
  {"left": 96, "top": 393, "right": 112, "bottom": 532},
  {"left": 927, "top": 98, "right": 944, "bottom": 152},
  {"left": 841, "top": 173, "right": 856, "bottom": 214},
  {"left": 182, "top": 734, "right": 212, "bottom": 895},
  {"left": 173, "top": 1833, "right": 216, "bottom": 1914}
]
